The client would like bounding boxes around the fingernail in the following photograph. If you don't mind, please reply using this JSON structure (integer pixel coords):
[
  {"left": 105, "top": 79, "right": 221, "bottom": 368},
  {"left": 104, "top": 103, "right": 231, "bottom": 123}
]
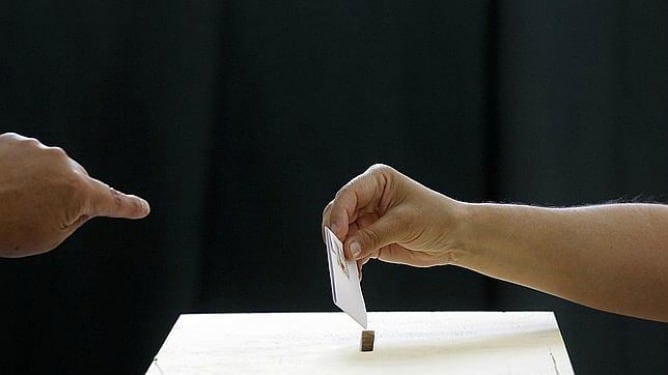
[
  {"left": 134, "top": 197, "right": 150, "bottom": 215},
  {"left": 351, "top": 241, "right": 361, "bottom": 258}
]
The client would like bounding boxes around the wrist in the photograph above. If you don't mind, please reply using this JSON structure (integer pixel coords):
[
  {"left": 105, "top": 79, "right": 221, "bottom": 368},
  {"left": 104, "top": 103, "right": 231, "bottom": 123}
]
[
  {"left": 449, "top": 202, "right": 509, "bottom": 268},
  {"left": 431, "top": 198, "right": 480, "bottom": 267}
]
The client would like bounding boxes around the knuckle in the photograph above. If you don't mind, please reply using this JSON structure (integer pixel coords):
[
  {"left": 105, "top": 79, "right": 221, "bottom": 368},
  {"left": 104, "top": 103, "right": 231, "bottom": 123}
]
[
  {"left": 0, "top": 132, "right": 21, "bottom": 140},
  {"left": 365, "top": 164, "right": 395, "bottom": 190},
  {"left": 334, "top": 181, "right": 349, "bottom": 198},
  {"left": 321, "top": 200, "right": 334, "bottom": 219},
  {"left": 46, "top": 146, "right": 68, "bottom": 159},
  {"left": 338, "top": 170, "right": 371, "bottom": 199},
  {"left": 0, "top": 133, "right": 35, "bottom": 146},
  {"left": 366, "top": 163, "right": 393, "bottom": 175},
  {"left": 19, "top": 137, "right": 41, "bottom": 147}
]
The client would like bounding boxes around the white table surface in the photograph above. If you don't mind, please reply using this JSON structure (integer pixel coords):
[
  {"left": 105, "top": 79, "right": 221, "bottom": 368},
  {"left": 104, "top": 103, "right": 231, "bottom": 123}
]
[{"left": 146, "top": 311, "right": 573, "bottom": 374}]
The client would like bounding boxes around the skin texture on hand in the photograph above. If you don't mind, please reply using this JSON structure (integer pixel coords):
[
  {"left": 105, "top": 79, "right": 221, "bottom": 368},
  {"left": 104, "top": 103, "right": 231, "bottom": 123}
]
[
  {"left": 0, "top": 132, "right": 150, "bottom": 258},
  {"left": 321, "top": 164, "right": 468, "bottom": 270}
]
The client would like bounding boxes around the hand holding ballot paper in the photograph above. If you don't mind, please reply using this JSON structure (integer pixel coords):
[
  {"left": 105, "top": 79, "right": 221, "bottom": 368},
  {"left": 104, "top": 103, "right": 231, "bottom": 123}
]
[
  {"left": 324, "top": 226, "right": 367, "bottom": 328},
  {"left": 322, "top": 164, "right": 668, "bottom": 323}
]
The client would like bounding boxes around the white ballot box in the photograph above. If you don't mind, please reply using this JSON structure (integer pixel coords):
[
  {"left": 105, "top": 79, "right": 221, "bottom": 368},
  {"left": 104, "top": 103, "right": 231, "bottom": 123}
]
[{"left": 146, "top": 311, "right": 573, "bottom": 374}]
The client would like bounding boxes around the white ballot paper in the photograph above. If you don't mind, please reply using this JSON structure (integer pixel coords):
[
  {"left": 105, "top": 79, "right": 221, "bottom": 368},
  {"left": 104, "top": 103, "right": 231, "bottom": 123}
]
[{"left": 324, "top": 227, "right": 367, "bottom": 328}]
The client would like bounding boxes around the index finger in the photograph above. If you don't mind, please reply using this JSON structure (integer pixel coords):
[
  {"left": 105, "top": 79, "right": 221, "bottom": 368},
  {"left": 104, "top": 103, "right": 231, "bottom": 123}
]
[{"left": 85, "top": 177, "right": 151, "bottom": 219}]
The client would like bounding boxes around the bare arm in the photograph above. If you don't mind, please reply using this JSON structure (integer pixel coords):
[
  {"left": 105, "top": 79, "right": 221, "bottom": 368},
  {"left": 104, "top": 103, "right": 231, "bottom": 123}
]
[
  {"left": 322, "top": 164, "right": 668, "bottom": 322},
  {"left": 458, "top": 203, "right": 668, "bottom": 321}
]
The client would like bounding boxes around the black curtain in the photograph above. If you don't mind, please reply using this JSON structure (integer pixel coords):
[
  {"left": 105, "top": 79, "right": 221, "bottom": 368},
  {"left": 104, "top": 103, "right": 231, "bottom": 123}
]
[{"left": 1, "top": 1, "right": 667, "bottom": 373}]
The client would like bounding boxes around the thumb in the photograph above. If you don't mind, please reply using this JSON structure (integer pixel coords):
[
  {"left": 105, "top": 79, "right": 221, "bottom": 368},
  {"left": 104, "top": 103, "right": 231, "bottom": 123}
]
[
  {"left": 344, "top": 214, "right": 404, "bottom": 260},
  {"left": 86, "top": 177, "right": 151, "bottom": 219}
]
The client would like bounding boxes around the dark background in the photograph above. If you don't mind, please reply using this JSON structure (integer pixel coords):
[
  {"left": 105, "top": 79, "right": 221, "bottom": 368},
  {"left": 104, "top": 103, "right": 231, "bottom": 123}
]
[{"left": 1, "top": 1, "right": 667, "bottom": 373}]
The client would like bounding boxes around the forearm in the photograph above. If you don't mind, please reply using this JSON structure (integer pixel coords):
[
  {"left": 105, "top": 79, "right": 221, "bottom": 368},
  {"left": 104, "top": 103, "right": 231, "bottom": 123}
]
[{"left": 454, "top": 202, "right": 668, "bottom": 321}]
